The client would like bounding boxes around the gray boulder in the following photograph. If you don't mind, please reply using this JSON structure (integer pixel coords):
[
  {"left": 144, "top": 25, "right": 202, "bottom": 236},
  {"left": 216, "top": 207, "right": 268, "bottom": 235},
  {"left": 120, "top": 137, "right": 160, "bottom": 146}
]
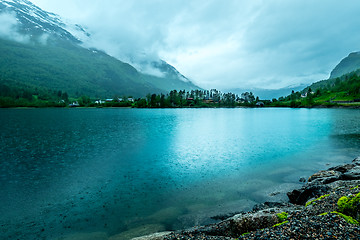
[{"left": 288, "top": 157, "right": 360, "bottom": 205}]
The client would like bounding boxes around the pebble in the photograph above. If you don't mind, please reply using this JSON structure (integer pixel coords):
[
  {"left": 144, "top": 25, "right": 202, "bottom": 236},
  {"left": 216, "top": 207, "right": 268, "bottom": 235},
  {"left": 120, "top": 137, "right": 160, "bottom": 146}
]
[{"left": 162, "top": 178, "right": 360, "bottom": 240}]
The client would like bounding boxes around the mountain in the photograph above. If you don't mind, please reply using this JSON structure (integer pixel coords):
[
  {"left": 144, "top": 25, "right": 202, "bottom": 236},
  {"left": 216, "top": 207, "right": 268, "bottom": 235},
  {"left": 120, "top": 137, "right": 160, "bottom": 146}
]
[
  {"left": 140, "top": 60, "right": 198, "bottom": 94},
  {"left": 0, "top": 0, "right": 87, "bottom": 43},
  {"left": 274, "top": 50, "right": 360, "bottom": 107},
  {"left": 330, "top": 51, "right": 360, "bottom": 79},
  {"left": 0, "top": 0, "right": 200, "bottom": 98},
  {"left": 300, "top": 51, "right": 360, "bottom": 93}
]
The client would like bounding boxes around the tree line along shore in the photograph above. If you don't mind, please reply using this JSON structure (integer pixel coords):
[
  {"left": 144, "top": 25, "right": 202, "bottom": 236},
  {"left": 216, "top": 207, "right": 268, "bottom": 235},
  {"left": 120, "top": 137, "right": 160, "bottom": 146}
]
[{"left": 1, "top": 72, "right": 360, "bottom": 108}]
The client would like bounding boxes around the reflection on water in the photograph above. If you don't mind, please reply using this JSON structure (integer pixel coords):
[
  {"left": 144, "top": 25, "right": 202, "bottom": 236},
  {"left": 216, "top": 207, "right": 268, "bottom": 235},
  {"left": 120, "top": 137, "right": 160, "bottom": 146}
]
[{"left": 0, "top": 108, "right": 360, "bottom": 239}]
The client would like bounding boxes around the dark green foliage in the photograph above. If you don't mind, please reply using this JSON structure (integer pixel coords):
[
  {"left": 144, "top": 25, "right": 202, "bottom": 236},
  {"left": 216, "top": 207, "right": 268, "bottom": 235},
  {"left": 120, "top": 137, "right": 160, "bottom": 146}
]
[
  {"left": 135, "top": 99, "right": 148, "bottom": 108},
  {"left": 276, "top": 72, "right": 360, "bottom": 107},
  {"left": 307, "top": 71, "right": 360, "bottom": 95},
  {"left": 103, "top": 101, "right": 132, "bottom": 108},
  {"left": 131, "top": 89, "right": 259, "bottom": 108},
  {"left": 0, "top": 38, "right": 199, "bottom": 99},
  {"left": 0, "top": 82, "right": 259, "bottom": 108},
  {"left": 78, "top": 95, "right": 91, "bottom": 106},
  {"left": 150, "top": 94, "right": 158, "bottom": 107},
  {"left": 330, "top": 52, "right": 360, "bottom": 79},
  {"left": 0, "top": 82, "right": 69, "bottom": 107}
]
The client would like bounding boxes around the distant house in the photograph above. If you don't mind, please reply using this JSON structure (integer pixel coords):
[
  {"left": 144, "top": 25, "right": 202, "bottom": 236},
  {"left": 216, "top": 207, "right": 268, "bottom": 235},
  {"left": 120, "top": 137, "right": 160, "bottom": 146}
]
[
  {"left": 301, "top": 91, "right": 315, "bottom": 98},
  {"left": 69, "top": 101, "right": 80, "bottom": 107},
  {"left": 95, "top": 100, "right": 105, "bottom": 104},
  {"left": 106, "top": 99, "right": 113, "bottom": 102},
  {"left": 256, "top": 102, "right": 264, "bottom": 107},
  {"left": 203, "top": 99, "right": 214, "bottom": 104},
  {"left": 236, "top": 99, "right": 245, "bottom": 104},
  {"left": 202, "top": 96, "right": 214, "bottom": 104},
  {"left": 127, "top": 98, "right": 134, "bottom": 102}
]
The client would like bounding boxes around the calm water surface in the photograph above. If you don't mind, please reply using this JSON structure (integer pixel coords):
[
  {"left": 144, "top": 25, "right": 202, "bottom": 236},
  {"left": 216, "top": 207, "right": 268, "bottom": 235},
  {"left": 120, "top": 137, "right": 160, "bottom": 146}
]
[{"left": 1, "top": 108, "right": 360, "bottom": 239}]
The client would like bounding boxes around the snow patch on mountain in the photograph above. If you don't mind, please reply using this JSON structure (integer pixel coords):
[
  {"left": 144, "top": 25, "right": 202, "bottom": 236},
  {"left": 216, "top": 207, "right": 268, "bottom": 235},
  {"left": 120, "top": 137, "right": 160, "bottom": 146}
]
[
  {"left": 62, "top": 21, "right": 91, "bottom": 43},
  {"left": 0, "top": 0, "right": 196, "bottom": 85},
  {"left": 0, "top": 0, "right": 90, "bottom": 43}
]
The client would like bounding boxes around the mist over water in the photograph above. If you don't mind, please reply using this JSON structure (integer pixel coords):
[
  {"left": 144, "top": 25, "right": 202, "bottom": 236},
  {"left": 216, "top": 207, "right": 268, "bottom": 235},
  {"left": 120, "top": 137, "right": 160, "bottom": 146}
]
[{"left": 1, "top": 108, "right": 360, "bottom": 239}]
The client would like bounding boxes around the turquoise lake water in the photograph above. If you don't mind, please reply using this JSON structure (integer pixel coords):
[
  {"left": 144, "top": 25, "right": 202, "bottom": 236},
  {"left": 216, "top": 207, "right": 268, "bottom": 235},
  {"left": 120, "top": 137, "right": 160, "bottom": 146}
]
[{"left": 1, "top": 108, "right": 360, "bottom": 239}]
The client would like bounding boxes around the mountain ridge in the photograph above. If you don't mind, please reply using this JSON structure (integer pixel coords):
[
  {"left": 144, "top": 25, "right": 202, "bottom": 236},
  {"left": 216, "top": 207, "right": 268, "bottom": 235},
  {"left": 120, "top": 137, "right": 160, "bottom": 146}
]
[
  {"left": 0, "top": 0, "right": 200, "bottom": 98},
  {"left": 0, "top": 0, "right": 85, "bottom": 43},
  {"left": 330, "top": 51, "right": 360, "bottom": 79}
]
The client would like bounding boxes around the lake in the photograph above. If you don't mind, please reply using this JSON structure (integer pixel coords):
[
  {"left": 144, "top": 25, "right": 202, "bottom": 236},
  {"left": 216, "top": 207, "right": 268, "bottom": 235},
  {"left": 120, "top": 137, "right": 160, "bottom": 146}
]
[{"left": 1, "top": 108, "right": 360, "bottom": 239}]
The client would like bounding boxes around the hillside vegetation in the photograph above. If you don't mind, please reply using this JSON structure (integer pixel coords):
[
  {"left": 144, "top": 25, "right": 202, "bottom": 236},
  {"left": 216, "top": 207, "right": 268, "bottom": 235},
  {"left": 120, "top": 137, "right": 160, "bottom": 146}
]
[
  {"left": 0, "top": 38, "right": 158, "bottom": 98},
  {"left": 0, "top": 37, "right": 199, "bottom": 99},
  {"left": 0, "top": 0, "right": 200, "bottom": 99},
  {"left": 273, "top": 71, "right": 360, "bottom": 107},
  {"left": 330, "top": 52, "right": 360, "bottom": 79}
]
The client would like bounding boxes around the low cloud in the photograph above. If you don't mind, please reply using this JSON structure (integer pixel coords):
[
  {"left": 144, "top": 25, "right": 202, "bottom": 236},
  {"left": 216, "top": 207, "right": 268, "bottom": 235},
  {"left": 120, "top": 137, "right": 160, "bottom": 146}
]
[
  {"left": 30, "top": 0, "right": 360, "bottom": 89},
  {"left": 133, "top": 62, "right": 165, "bottom": 78},
  {"left": 37, "top": 33, "right": 49, "bottom": 45},
  {"left": 0, "top": 11, "right": 30, "bottom": 44}
]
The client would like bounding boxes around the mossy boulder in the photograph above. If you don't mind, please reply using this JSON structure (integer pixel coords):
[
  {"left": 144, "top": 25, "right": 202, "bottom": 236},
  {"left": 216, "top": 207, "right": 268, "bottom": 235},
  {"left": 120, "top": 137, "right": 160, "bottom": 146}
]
[
  {"left": 276, "top": 212, "right": 288, "bottom": 222},
  {"left": 287, "top": 185, "right": 330, "bottom": 205},
  {"left": 308, "top": 170, "right": 341, "bottom": 183},
  {"left": 226, "top": 209, "right": 285, "bottom": 236},
  {"left": 337, "top": 193, "right": 360, "bottom": 220}
]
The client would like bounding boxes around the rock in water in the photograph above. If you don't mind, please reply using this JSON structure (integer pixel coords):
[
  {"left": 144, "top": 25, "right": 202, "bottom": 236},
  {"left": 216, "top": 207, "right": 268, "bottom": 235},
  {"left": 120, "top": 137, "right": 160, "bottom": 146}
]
[{"left": 288, "top": 157, "right": 360, "bottom": 205}]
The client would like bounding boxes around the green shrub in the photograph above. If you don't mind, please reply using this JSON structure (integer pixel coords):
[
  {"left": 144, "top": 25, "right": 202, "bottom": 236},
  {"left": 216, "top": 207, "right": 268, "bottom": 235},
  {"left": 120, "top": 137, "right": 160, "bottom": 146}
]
[{"left": 338, "top": 196, "right": 350, "bottom": 212}]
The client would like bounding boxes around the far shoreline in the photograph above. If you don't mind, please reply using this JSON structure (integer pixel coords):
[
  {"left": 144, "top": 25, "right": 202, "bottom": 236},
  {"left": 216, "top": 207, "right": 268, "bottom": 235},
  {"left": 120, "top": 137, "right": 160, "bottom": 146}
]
[{"left": 1, "top": 104, "right": 360, "bottom": 110}]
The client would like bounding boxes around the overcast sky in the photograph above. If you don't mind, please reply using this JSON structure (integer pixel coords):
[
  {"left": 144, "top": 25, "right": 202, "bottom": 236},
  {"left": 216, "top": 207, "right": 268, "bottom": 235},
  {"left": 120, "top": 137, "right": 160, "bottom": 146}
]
[{"left": 31, "top": 0, "right": 360, "bottom": 90}]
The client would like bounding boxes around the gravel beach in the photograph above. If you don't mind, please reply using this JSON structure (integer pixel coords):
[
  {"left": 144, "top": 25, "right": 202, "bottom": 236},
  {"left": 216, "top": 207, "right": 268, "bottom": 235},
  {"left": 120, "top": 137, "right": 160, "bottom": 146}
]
[{"left": 135, "top": 157, "right": 360, "bottom": 240}]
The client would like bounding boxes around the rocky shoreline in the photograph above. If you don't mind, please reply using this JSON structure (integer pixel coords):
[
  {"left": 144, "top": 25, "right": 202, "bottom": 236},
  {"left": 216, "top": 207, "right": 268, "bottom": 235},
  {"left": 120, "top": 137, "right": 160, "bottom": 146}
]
[{"left": 135, "top": 157, "right": 360, "bottom": 240}]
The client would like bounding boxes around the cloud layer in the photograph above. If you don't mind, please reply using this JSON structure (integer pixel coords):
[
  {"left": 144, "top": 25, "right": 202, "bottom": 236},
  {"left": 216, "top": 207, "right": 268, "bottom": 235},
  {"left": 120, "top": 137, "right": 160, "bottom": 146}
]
[
  {"left": 31, "top": 0, "right": 360, "bottom": 89},
  {"left": 0, "top": 11, "right": 30, "bottom": 43}
]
